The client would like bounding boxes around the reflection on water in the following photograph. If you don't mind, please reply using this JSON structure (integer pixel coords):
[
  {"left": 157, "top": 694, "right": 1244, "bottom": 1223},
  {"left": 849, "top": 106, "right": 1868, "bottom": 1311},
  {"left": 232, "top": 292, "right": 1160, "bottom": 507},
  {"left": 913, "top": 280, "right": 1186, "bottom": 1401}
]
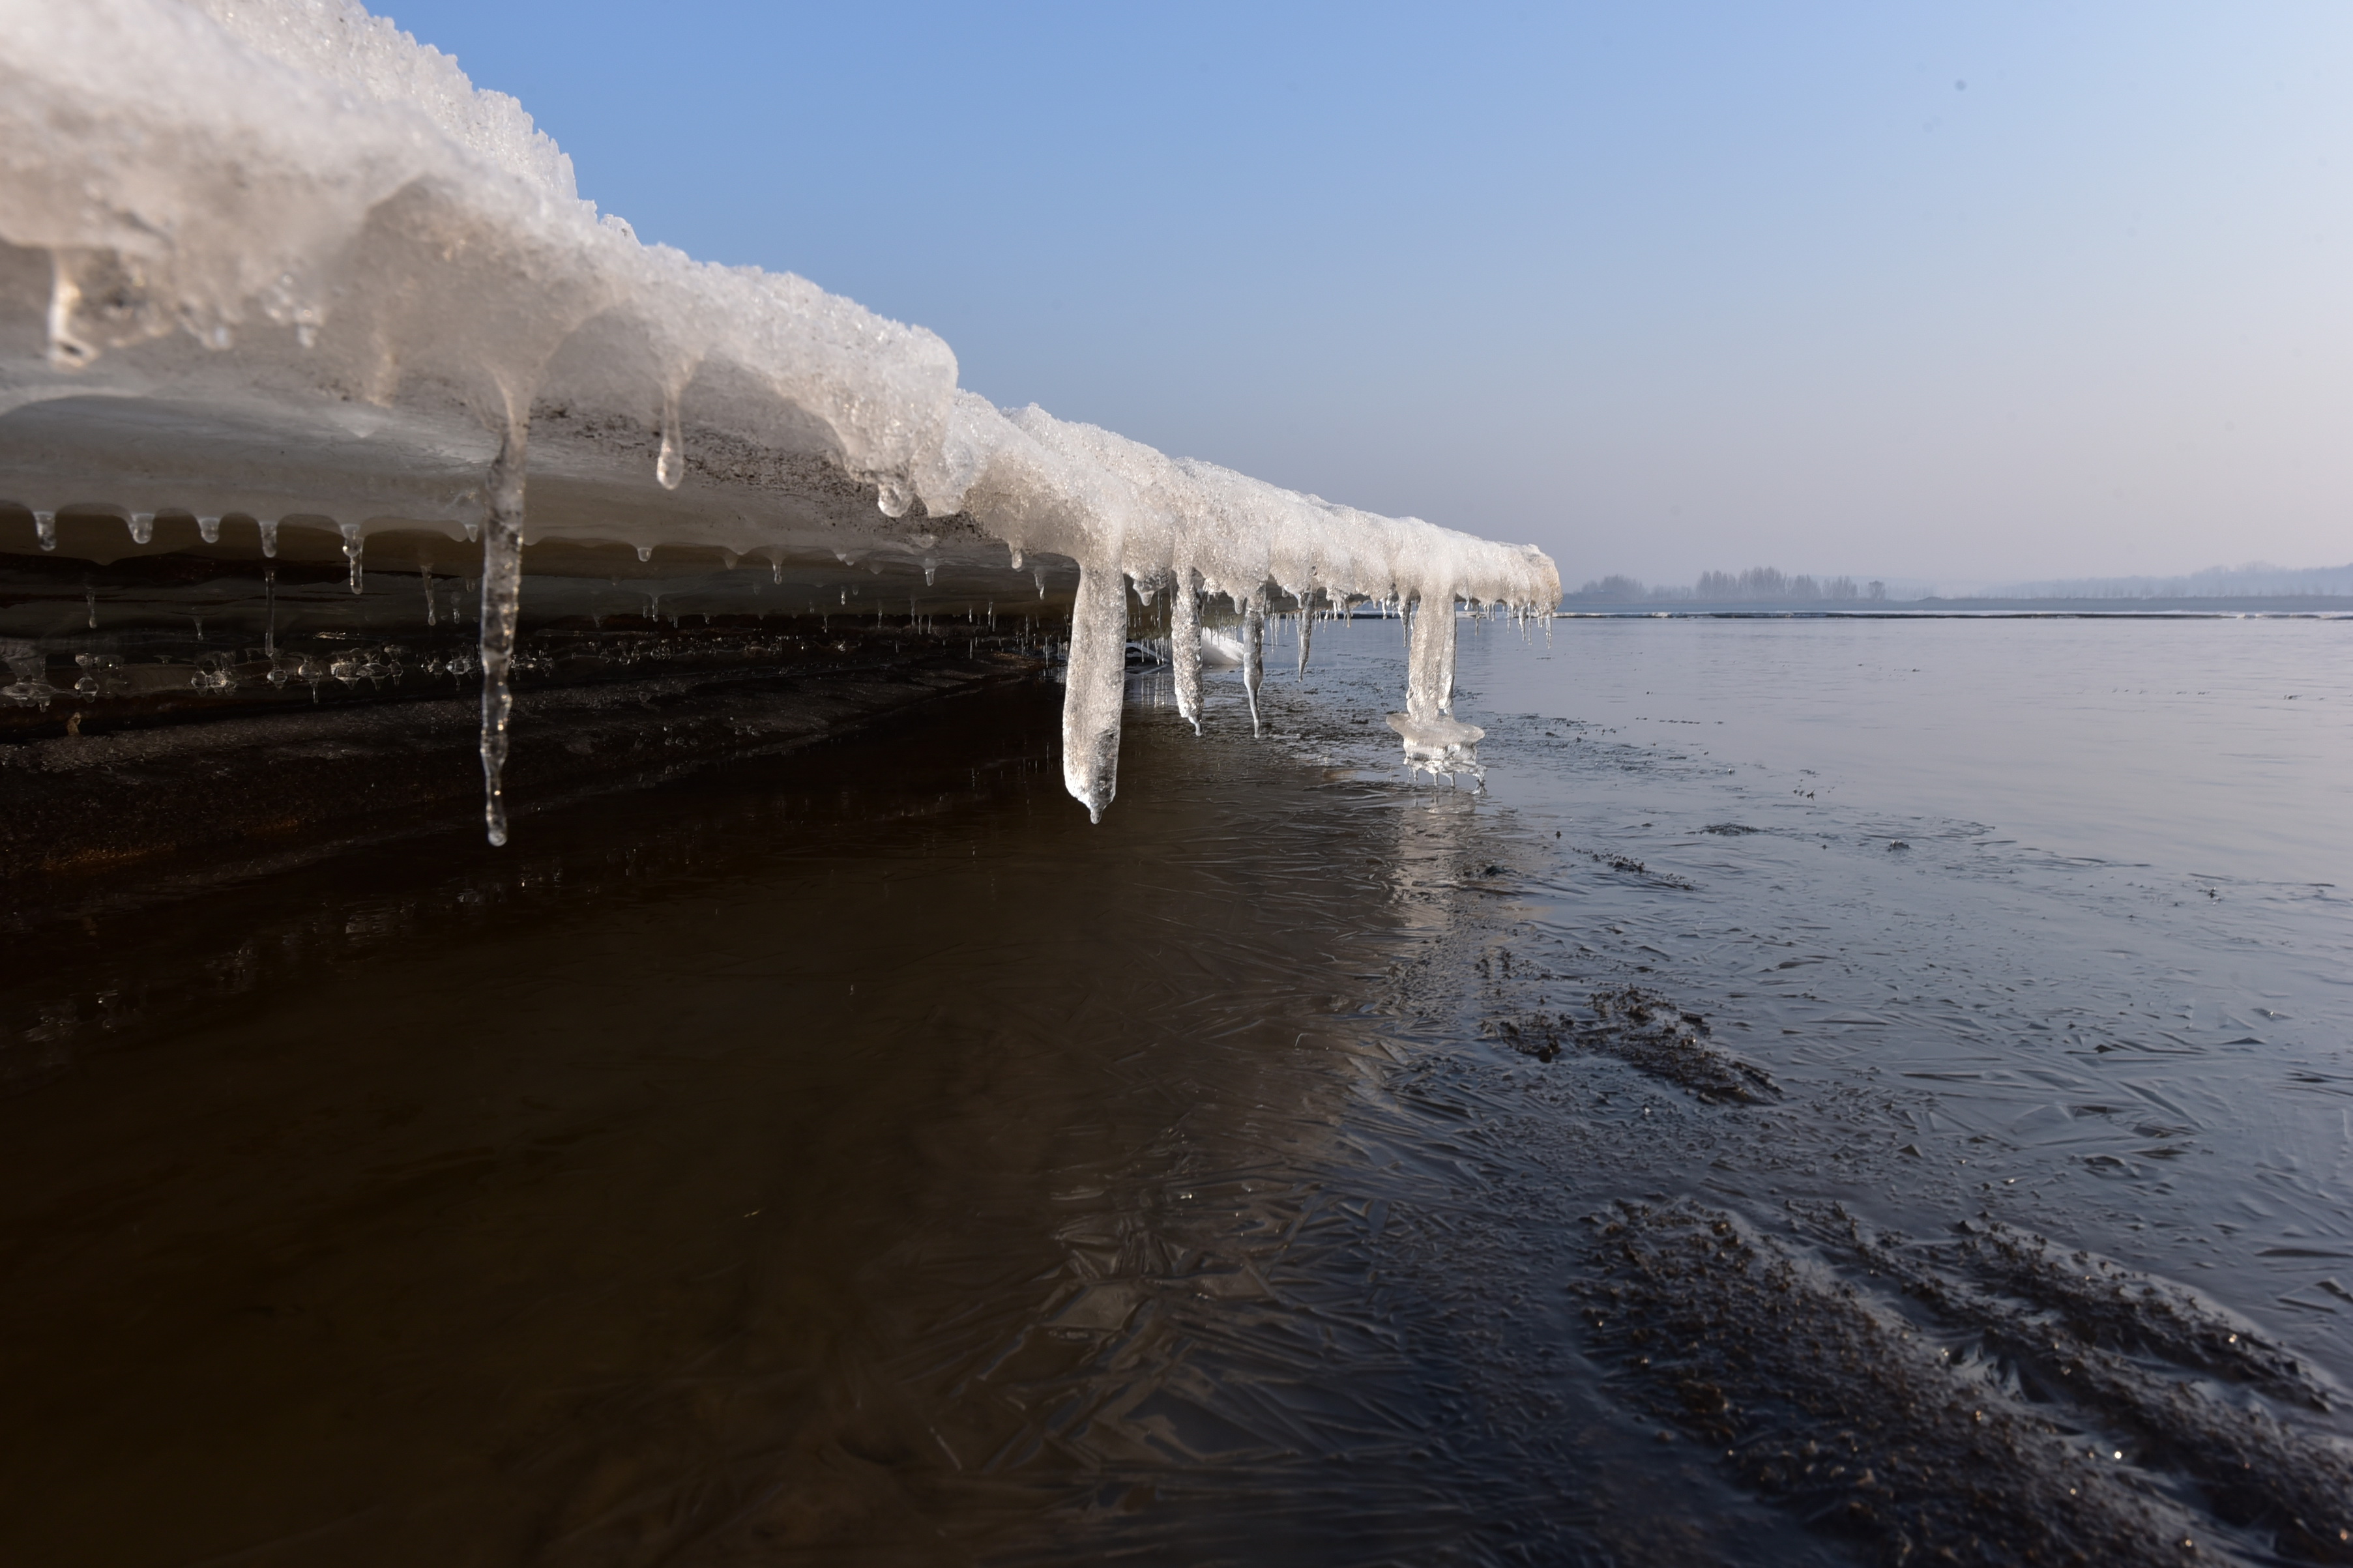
[
  {"left": 0, "top": 684, "right": 1820, "bottom": 1567},
  {"left": 3, "top": 616, "right": 2350, "bottom": 1567}
]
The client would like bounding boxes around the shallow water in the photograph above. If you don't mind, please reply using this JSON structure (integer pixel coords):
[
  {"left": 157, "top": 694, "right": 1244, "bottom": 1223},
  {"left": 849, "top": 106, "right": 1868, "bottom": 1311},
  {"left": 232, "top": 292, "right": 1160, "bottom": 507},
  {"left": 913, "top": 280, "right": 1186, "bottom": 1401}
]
[{"left": 2, "top": 617, "right": 2349, "bottom": 1565}]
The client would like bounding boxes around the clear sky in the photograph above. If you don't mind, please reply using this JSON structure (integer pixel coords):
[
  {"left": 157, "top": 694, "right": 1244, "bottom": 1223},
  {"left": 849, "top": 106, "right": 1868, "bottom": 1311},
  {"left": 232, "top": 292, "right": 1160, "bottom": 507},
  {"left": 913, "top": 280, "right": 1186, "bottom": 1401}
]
[{"left": 379, "top": 1, "right": 2349, "bottom": 588}]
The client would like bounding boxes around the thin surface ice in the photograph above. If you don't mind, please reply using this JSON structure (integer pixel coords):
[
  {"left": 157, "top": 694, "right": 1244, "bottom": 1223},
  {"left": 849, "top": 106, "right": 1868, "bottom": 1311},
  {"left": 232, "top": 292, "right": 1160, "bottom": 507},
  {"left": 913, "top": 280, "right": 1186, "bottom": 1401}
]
[{"left": 0, "top": 0, "right": 1558, "bottom": 835}]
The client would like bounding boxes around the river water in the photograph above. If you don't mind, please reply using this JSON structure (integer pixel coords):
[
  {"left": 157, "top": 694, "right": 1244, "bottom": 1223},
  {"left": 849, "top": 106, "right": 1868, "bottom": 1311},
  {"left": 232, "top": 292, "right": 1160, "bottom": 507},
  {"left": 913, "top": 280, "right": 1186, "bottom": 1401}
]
[{"left": 2, "top": 615, "right": 2348, "bottom": 1566}]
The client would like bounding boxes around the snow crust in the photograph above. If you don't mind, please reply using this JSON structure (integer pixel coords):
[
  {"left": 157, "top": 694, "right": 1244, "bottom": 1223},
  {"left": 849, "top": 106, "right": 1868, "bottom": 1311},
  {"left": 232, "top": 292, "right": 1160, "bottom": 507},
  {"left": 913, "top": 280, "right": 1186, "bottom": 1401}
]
[{"left": 0, "top": 0, "right": 1559, "bottom": 832}]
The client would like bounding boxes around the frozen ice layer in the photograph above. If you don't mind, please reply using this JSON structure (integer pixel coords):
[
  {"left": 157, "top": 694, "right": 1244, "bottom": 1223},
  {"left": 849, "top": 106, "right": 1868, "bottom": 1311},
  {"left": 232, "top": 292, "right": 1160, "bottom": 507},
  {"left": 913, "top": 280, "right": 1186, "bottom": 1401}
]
[
  {"left": 1385, "top": 714, "right": 1488, "bottom": 787},
  {"left": 0, "top": 0, "right": 1559, "bottom": 837}
]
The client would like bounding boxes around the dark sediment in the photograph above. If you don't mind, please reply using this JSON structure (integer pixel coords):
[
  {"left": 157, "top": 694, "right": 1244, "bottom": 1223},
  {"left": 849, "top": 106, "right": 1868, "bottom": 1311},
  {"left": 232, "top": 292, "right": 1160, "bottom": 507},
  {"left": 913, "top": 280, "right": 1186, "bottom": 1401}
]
[
  {"left": 1485, "top": 984, "right": 1779, "bottom": 1103},
  {"left": 1581, "top": 1200, "right": 2353, "bottom": 1565},
  {"left": 1811, "top": 1209, "right": 2353, "bottom": 1563},
  {"left": 1581, "top": 1201, "right": 2208, "bottom": 1565}
]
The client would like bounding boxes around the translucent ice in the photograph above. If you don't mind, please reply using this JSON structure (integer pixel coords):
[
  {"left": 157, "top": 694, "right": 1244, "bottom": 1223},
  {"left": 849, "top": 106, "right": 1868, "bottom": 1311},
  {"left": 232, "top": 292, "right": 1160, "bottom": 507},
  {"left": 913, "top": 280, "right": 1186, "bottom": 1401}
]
[
  {"left": 1169, "top": 569, "right": 1203, "bottom": 735},
  {"left": 1241, "top": 592, "right": 1267, "bottom": 738},
  {"left": 1060, "top": 564, "right": 1130, "bottom": 822},
  {"left": 477, "top": 426, "right": 527, "bottom": 847}
]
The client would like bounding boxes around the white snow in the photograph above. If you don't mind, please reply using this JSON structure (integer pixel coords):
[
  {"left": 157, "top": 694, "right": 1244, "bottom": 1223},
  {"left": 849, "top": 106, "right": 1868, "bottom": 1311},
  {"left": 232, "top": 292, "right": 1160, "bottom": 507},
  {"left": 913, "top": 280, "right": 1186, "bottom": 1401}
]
[{"left": 0, "top": 0, "right": 1559, "bottom": 832}]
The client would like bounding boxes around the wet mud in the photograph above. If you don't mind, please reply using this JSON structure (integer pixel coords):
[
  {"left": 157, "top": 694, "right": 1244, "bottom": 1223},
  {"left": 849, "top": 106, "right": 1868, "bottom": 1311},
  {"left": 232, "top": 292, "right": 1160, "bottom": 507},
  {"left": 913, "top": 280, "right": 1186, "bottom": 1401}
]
[
  {"left": 1581, "top": 1200, "right": 2209, "bottom": 1566},
  {"left": 1582, "top": 1199, "right": 2353, "bottom": 1566},
  {"left": 1484, "top": 984, "right": 1780, "bottom": 1104}
]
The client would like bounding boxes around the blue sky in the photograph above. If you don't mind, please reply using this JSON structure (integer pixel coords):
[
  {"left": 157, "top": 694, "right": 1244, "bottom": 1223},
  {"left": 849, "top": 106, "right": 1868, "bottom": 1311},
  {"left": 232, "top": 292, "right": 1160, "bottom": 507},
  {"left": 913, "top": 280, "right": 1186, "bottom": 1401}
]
[{"left": 381, "top": 1, "right": 2350, "bottom": 588}]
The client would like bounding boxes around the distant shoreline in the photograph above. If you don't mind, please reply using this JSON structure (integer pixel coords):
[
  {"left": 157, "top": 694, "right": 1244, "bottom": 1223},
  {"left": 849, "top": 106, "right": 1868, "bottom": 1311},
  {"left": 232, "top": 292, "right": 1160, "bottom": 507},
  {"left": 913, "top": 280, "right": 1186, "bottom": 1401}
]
[{"left": 1549, "top": 595, "right": 2352, "bottom": 618}]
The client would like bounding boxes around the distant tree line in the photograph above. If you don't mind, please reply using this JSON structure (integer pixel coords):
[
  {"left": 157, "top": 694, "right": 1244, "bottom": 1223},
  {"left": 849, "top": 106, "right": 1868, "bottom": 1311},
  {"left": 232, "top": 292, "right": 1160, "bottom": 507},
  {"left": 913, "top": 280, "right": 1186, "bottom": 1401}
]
[
  {"left": 1991, "top": 562, "right": 2353, "bottom": 598},
  {"left": 1568, "top": 568, "right": 1887, "bottom": 603},
  {"left": 1567, "top": 560, "right": 2353, "bottom": 604}
]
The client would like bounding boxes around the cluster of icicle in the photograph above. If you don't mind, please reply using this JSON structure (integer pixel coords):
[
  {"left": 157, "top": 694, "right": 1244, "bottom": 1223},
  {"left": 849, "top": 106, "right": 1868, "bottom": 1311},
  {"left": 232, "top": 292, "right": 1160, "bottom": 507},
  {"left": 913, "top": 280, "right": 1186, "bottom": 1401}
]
[
  {"left": 963, "top": 407, "right": 1552, "bottom": 820},
  {"left": 0, "top": 0, "right": 1558, "bottom": 839}
]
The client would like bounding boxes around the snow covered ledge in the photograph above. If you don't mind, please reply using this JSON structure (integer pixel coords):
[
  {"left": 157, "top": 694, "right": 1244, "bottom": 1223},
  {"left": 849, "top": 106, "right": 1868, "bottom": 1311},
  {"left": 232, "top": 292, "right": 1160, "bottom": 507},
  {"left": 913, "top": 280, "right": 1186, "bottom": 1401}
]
[{"left": 0, "top": 0, "right": 1558, "bottom": 841}]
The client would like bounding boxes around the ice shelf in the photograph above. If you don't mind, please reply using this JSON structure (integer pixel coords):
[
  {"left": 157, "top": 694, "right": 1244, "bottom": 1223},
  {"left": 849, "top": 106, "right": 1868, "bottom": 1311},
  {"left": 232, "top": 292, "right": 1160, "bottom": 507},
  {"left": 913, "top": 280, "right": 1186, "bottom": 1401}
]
[{"left": 0, "top": 0, "right": 1558, "bottom": 837}]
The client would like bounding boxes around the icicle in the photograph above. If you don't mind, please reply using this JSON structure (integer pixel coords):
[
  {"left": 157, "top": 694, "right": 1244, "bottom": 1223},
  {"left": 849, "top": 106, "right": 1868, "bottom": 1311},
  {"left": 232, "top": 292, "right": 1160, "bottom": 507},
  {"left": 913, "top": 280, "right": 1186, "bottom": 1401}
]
[
  {"left": 463, "top": 521, "right": 480, "bottom": 544},
  {"left": 636, "top": 544, "right": 652, "bottom": 562},
  {"left": 84, "top": 588, "right": 96, "bottom": 630},
  {"left": 477, "top": 422, "right": 530, "bottom": 848},
  {"left": 1169, "top": 566, "right": 1203, "bottom": 736},
  {"left": 1060, "top": 561, "right": 1129, "bottom": 822},
  {"left": 421, "top": 564, "right": 437, "bottom": 626},
  {"left": 875, "top": 475, "right": 913, "bottom": 517},
  {"left": 34, "top": 512, "right": 55, "bottom": 551},
  {"left": 197, "top": 515, "right": 221, "bottom": 544},
  {"left": 1437, "top": 594, "right": 1459, "bottom": 714},
  {"left": 922, "top": 558, "right": 937, "bottom": 587},
  {"left": 340, "top": 522, "right": 364, "bottom": 593},
  {"left": 770, "top": 551, "right": 784, "bottom": 585},
  {"left": 259, "top": 518, "right": 279, "bottom": 558},
  {"left": 128, "top": 512, "right": 154, "bottom": 545},
  {"left": 1386, "top": 585, "right": 1484, "bottom": 787},
  {"left": 1295, "top": 588, "right": 1315, "bottom": 680},
  {"left": 1034, "top": 564, "right": 1047, "bottom": 600},
  {"left": 1242, "top": 588, "right": 1267, "bottom": 738},
  {"left": 1008, "top": 545, "right": 1024, "bottom": 570},
  {"left": 655, "top": 388, "right": 684, "bottom": 489}
]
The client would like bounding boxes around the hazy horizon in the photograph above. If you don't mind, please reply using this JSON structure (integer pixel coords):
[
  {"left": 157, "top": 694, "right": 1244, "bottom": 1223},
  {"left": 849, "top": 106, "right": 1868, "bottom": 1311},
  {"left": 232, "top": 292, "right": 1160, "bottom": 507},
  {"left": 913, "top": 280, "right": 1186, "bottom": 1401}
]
[
  {"left": 381, "top": 1, "right": 2350, "bottom": 587},
  {"left": 1571, "top": 557, "right": 2353, "bottom": 601}
]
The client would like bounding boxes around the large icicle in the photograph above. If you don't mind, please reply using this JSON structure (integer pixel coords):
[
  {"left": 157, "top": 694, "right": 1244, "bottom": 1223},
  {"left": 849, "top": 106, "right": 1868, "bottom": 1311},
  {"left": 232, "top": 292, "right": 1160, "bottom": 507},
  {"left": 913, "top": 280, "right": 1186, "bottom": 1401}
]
[
  {"left": 1388, "top": 590, "right": 1484, "bottom": 786},
  {"left": 1240, "top": 590, "right": 1267, "bottom": 738},
  {"left": 1294, "top": 590, "right": 1315, "bottom": 680},
  {"left": 476, "top": 424, "right": 529, "bottom": 847},
  {"left": 1435, "top": 594, "right": 1459, "bottom": 715},
  {"left": 1169, "top": 568, "right": 1203, "bottom": 735},
  {"left": 1060, "top": 561, "right": 1129, "bottom": 823}
]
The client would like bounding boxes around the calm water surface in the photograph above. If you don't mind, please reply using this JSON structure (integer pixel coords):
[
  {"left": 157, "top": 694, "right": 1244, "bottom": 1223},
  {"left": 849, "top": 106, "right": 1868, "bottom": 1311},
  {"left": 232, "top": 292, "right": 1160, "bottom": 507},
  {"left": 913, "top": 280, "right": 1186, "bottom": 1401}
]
[{"left": 1, "top": 617, "right": 2347, "bottom": 1567}]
